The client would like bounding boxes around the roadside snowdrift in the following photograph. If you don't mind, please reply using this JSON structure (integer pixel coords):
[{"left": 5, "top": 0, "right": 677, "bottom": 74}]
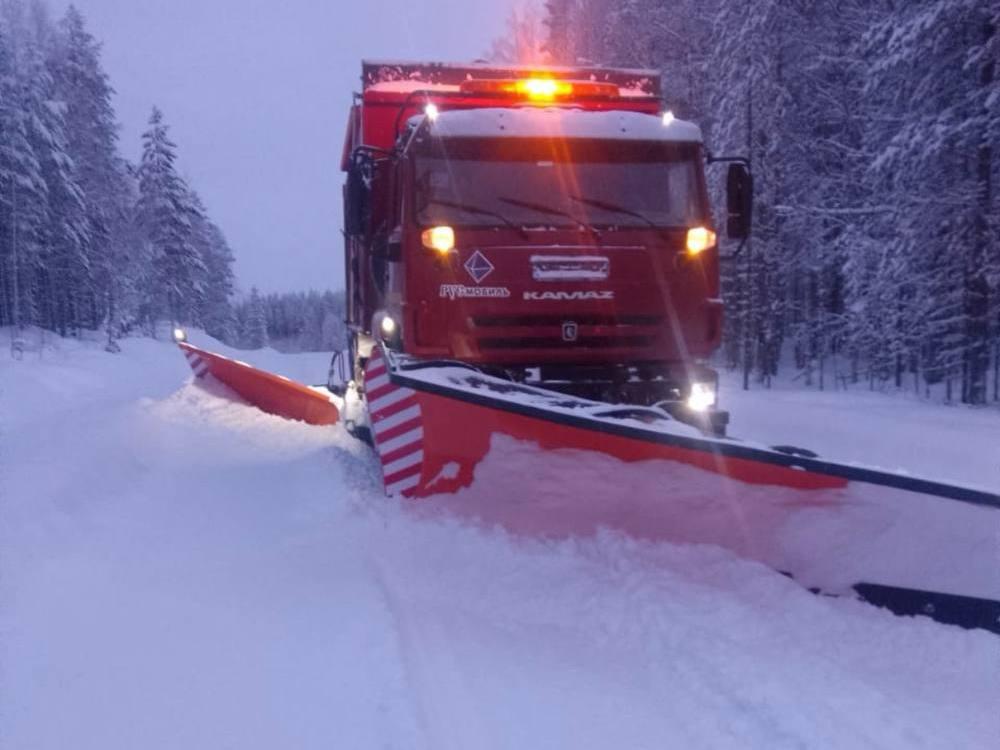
[{"left": 1, "top": 334, "right": 997, "bottom": 749}]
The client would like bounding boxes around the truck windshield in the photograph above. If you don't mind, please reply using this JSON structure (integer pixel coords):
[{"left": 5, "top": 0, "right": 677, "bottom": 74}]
[{"left": 414, "top": 138, "right": 704, "bottom": 229}]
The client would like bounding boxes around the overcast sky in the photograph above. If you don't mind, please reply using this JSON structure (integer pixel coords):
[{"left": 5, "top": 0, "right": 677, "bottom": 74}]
[{"left": 57, "top": 0, "right": 512, "bottom": 294}]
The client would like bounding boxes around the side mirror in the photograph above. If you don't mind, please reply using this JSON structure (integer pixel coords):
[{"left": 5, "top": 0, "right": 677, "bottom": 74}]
[
  {"left": 344, "top": 164, "right": 367, "bottom": 235},
  {"left": 726, "top": 163, "right": 753, "bottom": 239}
]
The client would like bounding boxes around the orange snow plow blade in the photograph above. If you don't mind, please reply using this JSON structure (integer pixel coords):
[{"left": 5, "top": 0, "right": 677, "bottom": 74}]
[
  {"left": 363, "top": 346, "right": 1000, "bottom": 633},
  {"left": 178, "top": 342, "right": 339, "bottom": 426}
]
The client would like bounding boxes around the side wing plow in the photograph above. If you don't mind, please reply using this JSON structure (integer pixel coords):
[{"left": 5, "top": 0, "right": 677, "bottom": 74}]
[{"left": 178, "top": 342, "right": 339, "bottom": 426}]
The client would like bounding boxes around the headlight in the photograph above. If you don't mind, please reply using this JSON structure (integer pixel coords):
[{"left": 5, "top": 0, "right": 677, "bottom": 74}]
[
  {"left": 687, "top": 381, "right": 716, "bottom": 412},
  {"left": 421, "top": 225, "right": 455, "bottom": 254},
  {"left": 686, "top": 226, "right": 717, "bottom": 256},
  {"left": 172, "top": 327, "right": 187, "bottom": 343}
]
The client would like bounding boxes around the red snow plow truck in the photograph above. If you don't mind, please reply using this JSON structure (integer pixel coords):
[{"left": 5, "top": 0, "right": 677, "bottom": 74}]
[
  {"left": 337, "top": 60, "right": 751, "bottom": 436},
  {"left": 177, "top": 60, "right": 999, "bottom": 634}
]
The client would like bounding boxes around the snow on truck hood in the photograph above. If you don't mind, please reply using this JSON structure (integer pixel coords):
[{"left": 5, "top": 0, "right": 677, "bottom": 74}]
[{"left": 415, "top": 107, "right": 703, "bottom": 143}]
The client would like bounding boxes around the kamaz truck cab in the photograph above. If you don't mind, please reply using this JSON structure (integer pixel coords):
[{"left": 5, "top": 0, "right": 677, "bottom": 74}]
[{"left": 341, "top": 61, "right": 750, "bottom": 434}]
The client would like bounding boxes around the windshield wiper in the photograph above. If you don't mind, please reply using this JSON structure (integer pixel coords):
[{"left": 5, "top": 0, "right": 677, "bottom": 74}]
[
  {"left": 426, "top": 198, "right": 527, "bottom": 237},
  {"left": 497, "top": 196, "right": 601, "bottom": 237},
  {"left": 568, "top": 194, "right": 658, "bottom": 229}
]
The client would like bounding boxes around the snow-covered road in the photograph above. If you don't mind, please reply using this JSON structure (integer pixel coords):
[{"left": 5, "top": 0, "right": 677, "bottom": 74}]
[{"left": 2, "top": 335, "right": 997, "bottom": 749}]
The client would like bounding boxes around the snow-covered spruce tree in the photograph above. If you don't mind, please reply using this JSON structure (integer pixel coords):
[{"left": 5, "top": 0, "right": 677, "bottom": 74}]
[
  {"left": 242, "top": 286, "right": 268, "bottom": 349},
  {"left": 487, "top": 3, "right": 548, "bottom": 65},
  {"left": 707, "top": 1, "right": 796, "bottom": 386},
  {"left": 2, "top": 2, "right": 237, "bottom": 345},
  {"left": 49, "top": 4, "right": 133, "bottom": 346},
  {"left": 96, "top": 158, "right": 142, "bottom": 347},
  {"left": 602, "top": 0, "right": 713, "bottom": 123},
  {"left": 863, "top": 0, "right": 997, "bottom": 403},
  {"left": 135, "top": 107, "right": 206, "bottom": 329},
  {"left": 542, "top": 0, "right": 573, "bottom": 63},
  {"left": 21, "top": 2, "right": 91, "bottom": 338},
  {"left": 189, "top": 192, "right": 236, "bottom": 343},
  {"left": 560, "top": 0, "right": 614, "bottom": 66},
  {"left": 0, "top": 14, "right": 32, "bottom": 329},
  {"left": 0, "top": 0, "right": 53, "bottom": 332},
  {"left": 233, "top": 290, "right": 346, "bottom": 352},
  {"left": 976, "top": 6, "right": 999, "bottom": 402},
  {"left": 769, "top": 1, "right": 876, "bottom": 390}
]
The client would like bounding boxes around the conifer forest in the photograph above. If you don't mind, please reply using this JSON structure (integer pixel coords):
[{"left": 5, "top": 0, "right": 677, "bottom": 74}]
[
  {"left": 3, "top": 0, "right": 998, "bottom": 403},
  {"left": 528, "top": 0, "right": 999, "bottom": 403},
  {"left": 0, "top": 1, "right": 241, "bottom": 348}
]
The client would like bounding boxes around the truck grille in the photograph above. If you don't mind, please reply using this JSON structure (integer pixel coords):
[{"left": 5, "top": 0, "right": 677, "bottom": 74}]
[
  {"left": 471, "top": 314, "right": 662, "bottom": 352},
  {"left": 471, "top": 314, "right": 662, "bottom": 328},
  {"left": 478, "top": 335, "right": 656, "bottom": 350}
]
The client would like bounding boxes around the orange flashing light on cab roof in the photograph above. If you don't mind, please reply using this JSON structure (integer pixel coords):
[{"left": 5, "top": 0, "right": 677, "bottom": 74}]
[{"left": 458, "top": 78, "right": 619, "bottom": 100}]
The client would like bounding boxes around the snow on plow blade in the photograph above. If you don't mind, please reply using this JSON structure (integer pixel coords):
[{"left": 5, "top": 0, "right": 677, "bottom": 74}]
[
  {"left": 366, "top": 347, "right": 1000, "bottom": 632},
  {"left": 178, "top": 342, "right": 339, "bottom": 426}
]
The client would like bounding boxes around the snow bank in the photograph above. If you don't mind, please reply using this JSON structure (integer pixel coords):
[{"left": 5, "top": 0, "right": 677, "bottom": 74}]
[
  {"left": 182, "top": 328, "right": 333, "bottom": 387},
  {"left": 431, "top": 433, "right": 1000, "bottom": 601}
]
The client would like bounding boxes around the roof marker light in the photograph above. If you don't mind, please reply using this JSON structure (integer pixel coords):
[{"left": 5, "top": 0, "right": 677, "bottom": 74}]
[
  {"left": 662, "top": 110, "right": 675, "bottom": 126},
  {"left": 424, "top": 102, "right": 439, "bottom": 121},
  {"left": 457, "top": 79, "right": 619, "bottom": 99}
]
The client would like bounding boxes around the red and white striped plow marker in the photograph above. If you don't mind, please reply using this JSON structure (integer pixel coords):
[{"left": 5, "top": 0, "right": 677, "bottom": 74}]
[
  {"left": 182, "top": 346, "right": 210, "bottom": 379},
  {"left": 365, "top": 348, "right": 424, "bottom": 497},
  {"left": 177, "top": 341, "right": 339, "bottom": 427}
]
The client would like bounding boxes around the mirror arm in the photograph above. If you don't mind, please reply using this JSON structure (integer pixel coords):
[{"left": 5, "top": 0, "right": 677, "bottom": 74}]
[
  {"left": 351, "top": 145, "right": 392, "bottom": 160},
  {"left": 706, "top": 152, "right": 750, "bottom": 168}
]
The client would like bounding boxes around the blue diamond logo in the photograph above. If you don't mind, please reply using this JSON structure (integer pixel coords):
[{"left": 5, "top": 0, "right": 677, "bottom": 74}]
[{"left": 464, "top": 250, "right": 494, "bottom": 284}]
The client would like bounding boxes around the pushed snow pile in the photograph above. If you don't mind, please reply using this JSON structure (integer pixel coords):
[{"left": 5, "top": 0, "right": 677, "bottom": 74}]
[
  {"left": 1, "top": 333, "right": 998, "bottom": 749},
  {"left": 181, "top": 327, "right": 334, "bottom": 386}
]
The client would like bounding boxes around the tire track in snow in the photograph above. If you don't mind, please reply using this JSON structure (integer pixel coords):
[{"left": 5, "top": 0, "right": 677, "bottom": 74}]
[{"left": 368, "top": 553, "right": 498, "bottom": 750}]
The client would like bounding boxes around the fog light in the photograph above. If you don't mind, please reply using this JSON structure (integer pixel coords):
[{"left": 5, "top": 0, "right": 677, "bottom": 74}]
[
  {"left": 687, "top": 382, "right": 716, "bottom": 412},
  {"left": 172, "top": 327, "right": 187, "bottom": 343},
  {"left": 380, "top": 316, "right": 397, "bottom": 338}
]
